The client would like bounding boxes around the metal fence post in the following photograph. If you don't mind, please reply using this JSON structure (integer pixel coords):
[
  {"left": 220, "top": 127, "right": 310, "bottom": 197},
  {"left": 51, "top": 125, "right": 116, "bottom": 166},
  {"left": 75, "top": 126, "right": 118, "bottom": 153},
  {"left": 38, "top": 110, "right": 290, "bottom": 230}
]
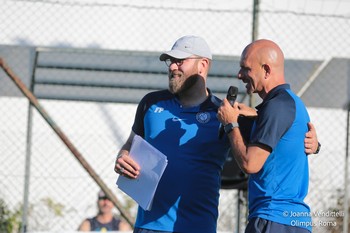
[{"left": 344, "top": 103, "right": 349, "bottom": 233}]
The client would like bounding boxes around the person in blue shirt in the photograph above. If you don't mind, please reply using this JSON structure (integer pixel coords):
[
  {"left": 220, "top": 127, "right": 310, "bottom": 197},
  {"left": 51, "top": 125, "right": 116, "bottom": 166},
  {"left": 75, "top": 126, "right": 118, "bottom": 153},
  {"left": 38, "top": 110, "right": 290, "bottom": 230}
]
[
  {"left": 114, "top": 36, "right": 320, "bottom": 233},
  {"left": 217, "top": 39, "right": 316, "bottom": 233}
]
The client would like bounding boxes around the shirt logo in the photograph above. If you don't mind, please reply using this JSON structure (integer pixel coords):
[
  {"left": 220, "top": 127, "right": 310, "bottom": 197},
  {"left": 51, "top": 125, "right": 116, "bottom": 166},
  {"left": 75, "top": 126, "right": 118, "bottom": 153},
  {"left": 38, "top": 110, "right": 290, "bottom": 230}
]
[
  {"left": 196, "top": 112, "right": 210, "bottom": 124},
  {"left": 172, "top": 117, "right": 186, "bottom": 122},
  {"left": 154, "top": 107, "right": 164, "bottom": 113}
]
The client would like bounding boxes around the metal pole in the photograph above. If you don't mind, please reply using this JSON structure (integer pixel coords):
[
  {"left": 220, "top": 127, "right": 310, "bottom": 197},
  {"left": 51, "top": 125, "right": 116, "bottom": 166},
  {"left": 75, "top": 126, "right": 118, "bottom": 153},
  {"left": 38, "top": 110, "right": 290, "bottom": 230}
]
[
  {"left": 21, "top": 104, "right": 33, "bottom": 233},
  {"left": 343, "top": 103, "right": 349, "bottom": 233},
  {"left": 252, "top": 0, "right": 259, "bottom": 42},
  {"left": 249, "top": 0, "right": 260, "bottom": 109},
  {"left": 20, "top": 50, "right": 39, "bottom": 233},
  {"left": 235, "top": 1, "right": 260, "bottom": 232},
  {"left": 0, "top": 57, "right": 135, "bottom": 228},
  {"left": 236, "top": 190, "right": 241, "bottom": 233}
]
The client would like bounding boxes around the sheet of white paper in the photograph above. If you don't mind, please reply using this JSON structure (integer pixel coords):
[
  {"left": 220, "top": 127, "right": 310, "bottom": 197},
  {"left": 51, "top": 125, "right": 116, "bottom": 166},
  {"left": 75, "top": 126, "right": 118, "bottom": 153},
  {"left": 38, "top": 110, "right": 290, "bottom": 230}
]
[{"left": 116, "top": 135, "right": 168, "bottom": 211}]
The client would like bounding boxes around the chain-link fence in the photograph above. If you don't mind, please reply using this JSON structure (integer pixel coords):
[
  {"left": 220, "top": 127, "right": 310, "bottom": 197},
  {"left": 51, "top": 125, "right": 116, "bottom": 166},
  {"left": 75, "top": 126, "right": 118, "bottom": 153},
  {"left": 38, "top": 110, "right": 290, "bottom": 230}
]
[{"left": 1, "top": 0, "right": 349, "bottom": 232}]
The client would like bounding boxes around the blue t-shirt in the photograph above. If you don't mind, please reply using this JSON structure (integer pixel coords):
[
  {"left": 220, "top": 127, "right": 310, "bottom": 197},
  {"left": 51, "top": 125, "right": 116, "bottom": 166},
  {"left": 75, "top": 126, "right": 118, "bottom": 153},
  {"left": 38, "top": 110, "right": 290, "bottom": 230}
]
[
  {"left": 132, "top": 89, "right": 230, "bottom": 233},
  {"left": 248, "top": 84, "right": 312, "bottom": 231}
]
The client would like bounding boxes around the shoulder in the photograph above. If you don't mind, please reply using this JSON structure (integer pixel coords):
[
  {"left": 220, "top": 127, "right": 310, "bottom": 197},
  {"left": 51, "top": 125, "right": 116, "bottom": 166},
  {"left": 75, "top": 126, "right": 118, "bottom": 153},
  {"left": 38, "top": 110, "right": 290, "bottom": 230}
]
[
  {"left": 77, "top": 218, "right": 91, "bottom": 231},
  {"left": 112, "top": 216, "right": 121, "bottom": 224},
  {"left": 117, "top": 218, "right": 132, "bottom": 231},
  {"left": 210, "top": 94, "right": 223, "bottom": 108},
  {"left": 141, "top": 89, "right": 173, "bottom": 103},
  {"left": 111, "top": 216, "right": 121, "bottom": 229},
  {"left": 199, "top": 89, "right": 222, "bottom": 111},
  {"left": 137, "top": 89, "right": 173, "bottom": 111},
  {"left": 137, "top": 89, "right": 173, "bottom": 110},
  {"left": 269, "top": 88, "right": 294, "bottom": 106},
  {"left": 260, "top": 88, "right": 296, "bottom": 118}
]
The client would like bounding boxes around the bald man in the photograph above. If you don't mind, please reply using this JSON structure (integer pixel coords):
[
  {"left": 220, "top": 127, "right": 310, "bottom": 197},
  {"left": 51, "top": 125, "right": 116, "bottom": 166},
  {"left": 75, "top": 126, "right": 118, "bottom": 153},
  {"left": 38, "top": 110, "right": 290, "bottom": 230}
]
[{"left": 217, "top": 39, "right": 313, "bottom": 233}]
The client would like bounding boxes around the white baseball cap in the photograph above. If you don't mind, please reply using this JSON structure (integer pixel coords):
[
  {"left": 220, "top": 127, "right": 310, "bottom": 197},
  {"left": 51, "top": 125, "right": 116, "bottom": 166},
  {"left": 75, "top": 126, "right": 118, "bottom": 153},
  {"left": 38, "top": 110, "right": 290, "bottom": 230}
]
[{"left": 159, "top": 35, "right": 212, "bottom": 61}]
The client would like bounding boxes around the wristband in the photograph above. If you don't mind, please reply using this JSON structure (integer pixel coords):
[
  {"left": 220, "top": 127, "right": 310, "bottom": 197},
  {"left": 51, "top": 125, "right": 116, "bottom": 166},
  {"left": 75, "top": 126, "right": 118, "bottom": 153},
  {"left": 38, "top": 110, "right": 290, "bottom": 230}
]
[{"left": 315, "top": 142, "right": 321, "bottom": 154}]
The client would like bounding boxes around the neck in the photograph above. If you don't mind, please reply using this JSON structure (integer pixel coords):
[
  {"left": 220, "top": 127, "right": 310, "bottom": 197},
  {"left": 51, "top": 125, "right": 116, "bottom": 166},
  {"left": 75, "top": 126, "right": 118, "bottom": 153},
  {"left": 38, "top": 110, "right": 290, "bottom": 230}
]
[
  {"left": 97, "top": 212, "right": 113, "bottom": 224},
  {"left": 261, "top": 76, "right": 285, "bottom": 99},
  {"left": 178, "top": 87, "right": 208, "bottom": 107}
]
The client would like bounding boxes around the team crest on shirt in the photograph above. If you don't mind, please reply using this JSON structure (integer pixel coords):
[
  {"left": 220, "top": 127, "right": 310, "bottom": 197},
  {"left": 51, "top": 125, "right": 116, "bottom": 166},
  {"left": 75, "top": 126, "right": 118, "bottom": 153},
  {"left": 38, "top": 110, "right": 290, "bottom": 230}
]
[{"left": 196, "top": 112, "right": 210, "bottom": 123}]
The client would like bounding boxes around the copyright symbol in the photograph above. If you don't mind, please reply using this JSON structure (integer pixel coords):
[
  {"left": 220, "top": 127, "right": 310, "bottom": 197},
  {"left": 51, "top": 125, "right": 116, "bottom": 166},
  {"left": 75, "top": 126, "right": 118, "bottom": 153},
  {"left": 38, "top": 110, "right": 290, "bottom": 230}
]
[{"left": 283, "top": 211, "right": 289, "bottom": 217}]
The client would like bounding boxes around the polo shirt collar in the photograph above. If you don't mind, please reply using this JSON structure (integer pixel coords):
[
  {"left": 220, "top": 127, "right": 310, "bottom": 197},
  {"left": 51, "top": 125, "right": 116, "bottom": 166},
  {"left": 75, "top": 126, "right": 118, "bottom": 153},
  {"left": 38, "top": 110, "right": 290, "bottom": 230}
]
[{"left": 256, "top": 84, "right": 290, "bottom": 110}]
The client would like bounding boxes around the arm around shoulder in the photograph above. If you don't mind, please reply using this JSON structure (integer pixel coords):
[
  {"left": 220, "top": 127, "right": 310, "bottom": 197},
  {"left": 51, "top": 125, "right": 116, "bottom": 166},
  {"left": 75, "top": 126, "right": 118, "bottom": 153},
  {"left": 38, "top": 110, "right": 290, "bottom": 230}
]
[{"left": 304, "top": 122, "right": 321, "bottom": 154}]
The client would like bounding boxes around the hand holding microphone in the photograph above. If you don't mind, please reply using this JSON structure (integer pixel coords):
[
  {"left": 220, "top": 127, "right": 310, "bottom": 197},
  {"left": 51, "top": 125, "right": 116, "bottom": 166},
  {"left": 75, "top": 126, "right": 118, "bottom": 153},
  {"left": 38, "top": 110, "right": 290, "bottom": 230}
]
[{"left": 218, "top": 86, "right": 238, "bottom": 139}]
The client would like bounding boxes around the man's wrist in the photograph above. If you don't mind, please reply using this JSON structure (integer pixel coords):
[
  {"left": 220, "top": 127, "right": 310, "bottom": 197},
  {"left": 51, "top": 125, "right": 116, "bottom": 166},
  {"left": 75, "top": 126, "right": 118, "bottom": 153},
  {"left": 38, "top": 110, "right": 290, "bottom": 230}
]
[
  {"left": 117, "top": 151, "right": 127, "bottom": 159},
  {"left": 224, "top": 122, "right": 239, "bottom": 134}
]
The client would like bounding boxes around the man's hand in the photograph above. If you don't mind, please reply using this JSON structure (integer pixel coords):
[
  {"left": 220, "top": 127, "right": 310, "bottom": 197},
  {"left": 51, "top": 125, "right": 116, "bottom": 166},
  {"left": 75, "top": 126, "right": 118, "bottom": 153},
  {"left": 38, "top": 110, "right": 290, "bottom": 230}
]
[
  {"left": 114, "top": 150, "right": 140, "bottom": 179},
  {"left": 304, "top": 122, "right": 320, "bottom": 154},
  {"left": 237, "top": 103, "right": 257, "bottom": 117},
  {"left": 217, "top": 99, "right": 239, "bottom": 125}
]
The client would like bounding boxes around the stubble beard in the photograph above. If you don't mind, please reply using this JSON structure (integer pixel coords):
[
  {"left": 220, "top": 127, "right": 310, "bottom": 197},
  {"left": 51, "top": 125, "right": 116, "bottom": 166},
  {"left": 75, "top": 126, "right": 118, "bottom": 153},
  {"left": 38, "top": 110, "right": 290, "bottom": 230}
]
[
  {"left": 168, "top": 73, "right": 183, "bottom": 94},
  {"left": 169, "top": 74, "right": 200, "bottom": 95},
  {"left": 168, "top": 65, "right": 199, "bottom": 94}
]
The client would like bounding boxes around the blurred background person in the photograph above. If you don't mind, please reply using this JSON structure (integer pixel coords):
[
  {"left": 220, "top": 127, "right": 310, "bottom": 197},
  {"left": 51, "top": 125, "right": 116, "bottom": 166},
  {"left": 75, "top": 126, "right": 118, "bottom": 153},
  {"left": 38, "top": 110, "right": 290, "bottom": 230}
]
[{"left": 78, "top": 190, "right": 132, "bottom": 232}]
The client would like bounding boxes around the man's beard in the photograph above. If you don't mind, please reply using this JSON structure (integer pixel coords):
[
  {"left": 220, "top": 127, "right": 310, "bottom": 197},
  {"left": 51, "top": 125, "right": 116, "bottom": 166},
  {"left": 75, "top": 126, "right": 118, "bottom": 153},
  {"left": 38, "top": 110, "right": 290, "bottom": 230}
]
[{"left": 169, "top": 74, "right": 200, "bottom": 94}]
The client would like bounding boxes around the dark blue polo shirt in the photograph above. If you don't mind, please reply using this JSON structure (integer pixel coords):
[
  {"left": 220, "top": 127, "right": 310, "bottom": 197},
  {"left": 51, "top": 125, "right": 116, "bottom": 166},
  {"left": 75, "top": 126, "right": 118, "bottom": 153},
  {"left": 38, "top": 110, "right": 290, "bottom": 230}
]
[{"left": 248, "top": 84, "right": 312, "bottom": 231}]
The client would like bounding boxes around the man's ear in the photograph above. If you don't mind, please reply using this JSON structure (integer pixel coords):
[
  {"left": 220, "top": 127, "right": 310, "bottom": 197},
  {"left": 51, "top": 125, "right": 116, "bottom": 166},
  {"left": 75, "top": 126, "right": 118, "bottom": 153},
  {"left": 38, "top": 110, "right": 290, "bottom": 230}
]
[
  {"left": 199, "top": 58, "right": 209, "bottom": 74},
  {"left": 201, "top": 58, "right": 210, "bottom": 67},
  {"left": 262, "top": 64, "right": 271, "bottom": 77}
]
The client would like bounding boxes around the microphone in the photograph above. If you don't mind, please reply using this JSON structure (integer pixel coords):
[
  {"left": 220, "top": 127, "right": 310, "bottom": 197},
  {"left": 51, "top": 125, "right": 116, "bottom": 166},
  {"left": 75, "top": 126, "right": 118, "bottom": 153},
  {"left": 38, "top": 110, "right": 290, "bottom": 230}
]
[{"left": 218, "top": 86, "right": 238, "bottom": 139}]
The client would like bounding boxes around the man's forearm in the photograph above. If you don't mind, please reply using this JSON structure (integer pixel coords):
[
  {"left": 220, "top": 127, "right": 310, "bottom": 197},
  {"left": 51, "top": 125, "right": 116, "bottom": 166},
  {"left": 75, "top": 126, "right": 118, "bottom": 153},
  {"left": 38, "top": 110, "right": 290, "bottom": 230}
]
[{"left": 227, "top": 128, "right": 249, "bottom": 173}]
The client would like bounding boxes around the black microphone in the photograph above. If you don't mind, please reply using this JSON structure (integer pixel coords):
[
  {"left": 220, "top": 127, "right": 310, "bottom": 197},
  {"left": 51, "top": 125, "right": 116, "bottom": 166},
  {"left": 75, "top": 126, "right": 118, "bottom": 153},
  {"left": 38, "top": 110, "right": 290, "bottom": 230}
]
[{"left": 218, "top": 86, "right": 238, "bottom": 139}]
